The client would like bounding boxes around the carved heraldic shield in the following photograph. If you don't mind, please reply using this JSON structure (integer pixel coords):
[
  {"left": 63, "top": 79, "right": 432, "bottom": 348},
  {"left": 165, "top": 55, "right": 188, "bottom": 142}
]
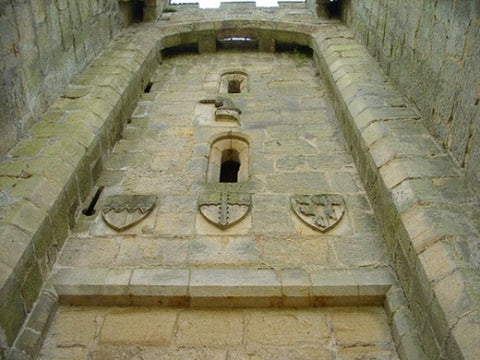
[
  {"left": 102, "top": 195, "right": 157, "bottom": 232},
  {"left": 291, "top": 194, "right": 345, "bottom": 232},
  {"left": 199, "top": 192, "right": 250, "bottom": 229}
]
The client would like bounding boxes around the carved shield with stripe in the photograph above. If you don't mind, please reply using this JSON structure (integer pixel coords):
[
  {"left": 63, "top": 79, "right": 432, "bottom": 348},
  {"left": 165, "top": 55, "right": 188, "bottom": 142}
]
[{"left": 199, "top": 192, "right": 250, "bottom": 229}]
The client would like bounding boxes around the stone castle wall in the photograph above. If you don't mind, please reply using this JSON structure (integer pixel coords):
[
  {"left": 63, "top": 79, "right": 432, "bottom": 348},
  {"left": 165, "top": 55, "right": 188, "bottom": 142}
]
[
  {"left": 343, "top": 0, "right": 480, "bottom": 189},
  {"left": 37, "top": 47, "right": 400, "bottom": 359},
  {"left": 0, "top": 1, "right": 133, "bottom": 156},
  {"left": 1, "top": 3, "right": 479, "bottom": 358}
]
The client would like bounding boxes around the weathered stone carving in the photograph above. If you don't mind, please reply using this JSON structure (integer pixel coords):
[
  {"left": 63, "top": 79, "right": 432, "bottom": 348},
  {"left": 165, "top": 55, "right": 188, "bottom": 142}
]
[
  {"left": 199, "top": 192, "right": 250, "bottom": 229},
  {"left": 200, "top": 97, "right": 242, "bottom": 113},
  {"left": 199, "top": 96, "right": 241, "bottom": 123},
  {"left": 102, "top": 195, "right": 157, "bottom": 232},
  {"left": 291, "top": 194, "right": 345, "bottom": 232}
]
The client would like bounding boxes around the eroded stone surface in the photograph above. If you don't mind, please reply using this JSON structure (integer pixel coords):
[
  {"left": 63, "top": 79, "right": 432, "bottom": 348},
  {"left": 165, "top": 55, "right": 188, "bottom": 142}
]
[
  {"left": 54, "top": 50, "right": 384, "bottom": 274},
  {"left": 39, "top": 307, "right": 399, "bottom": 359},
  {"left": 35, "top": 44, "right": 400, "bottom": 359},
  {"left": 7, "top": 4, "right": 477, "bottom": 358}
]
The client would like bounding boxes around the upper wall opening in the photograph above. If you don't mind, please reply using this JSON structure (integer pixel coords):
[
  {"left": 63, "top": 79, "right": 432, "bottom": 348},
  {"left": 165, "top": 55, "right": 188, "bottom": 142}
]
[
  {"left": 207, "top": 133, "right": 250, "bottom": 183},
  {"left": 217, "top": 37, "right": 259, "bottom": 50},
  {"left": 219, "top": 71, "right": 249, "bottom": 94},
  {"left": 170, "top": 0, "right": 305, "bottom": 9},
  {"left": 275, "top": 43, "right": 313, "bottom": 58},
  {"left": 313, "top": 0, "right": 343, "bottom": 19},
  {"left": 158, "top": 21, "right": 314, "bottom": 58}
]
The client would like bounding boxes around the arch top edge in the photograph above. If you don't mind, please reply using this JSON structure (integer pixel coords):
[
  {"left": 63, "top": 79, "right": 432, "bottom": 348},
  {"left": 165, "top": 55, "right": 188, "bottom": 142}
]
[
  {"left": 157, "top": 19, "right": 320, "bottom": 38},
  {"left": 158, "top": 20, "right": 320, "bottom": 53},
  {"left": 208, "top": 131, "right": 252, "bottom": 147}
]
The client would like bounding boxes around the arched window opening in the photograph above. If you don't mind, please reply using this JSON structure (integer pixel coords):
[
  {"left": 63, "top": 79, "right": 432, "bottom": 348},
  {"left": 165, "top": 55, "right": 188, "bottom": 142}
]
[
  {"left": 219, "top": 71, "right": 248, "bottom": 94},
  {"left": 220, "top": 149, "right": 240, "bottom": 182},
  {"left": 207, "top": 133, "right": 250, "bottom": 183}
]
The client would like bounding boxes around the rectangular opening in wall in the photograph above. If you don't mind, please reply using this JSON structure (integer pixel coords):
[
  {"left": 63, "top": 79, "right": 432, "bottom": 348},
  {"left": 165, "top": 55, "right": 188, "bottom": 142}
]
[
  {"left": 161, "top": 43, "right": 199, "bottom": 58},
  {"left": 217, "top": 37, "right": 259, "bottom": 50},
  {"left": 275, "top": 43, "right": 312, "bottom": 58},
  {"left": 170, "top": 0, "right": 305, "bottom": 9},
  {"left": 326, "top": 0, "right": 341, "bottom": 18},
  {"left": 144, "top": 82, "right": 153, "bottom": 93},
  {"left": 134, "top": 0, "right": 145, "bottom": 22},
  {"left": 315, "top": 0, "right": 342, "bottom": 19},
  {"left": 219, "top": 71, "right": 248, "bottom": 94}
]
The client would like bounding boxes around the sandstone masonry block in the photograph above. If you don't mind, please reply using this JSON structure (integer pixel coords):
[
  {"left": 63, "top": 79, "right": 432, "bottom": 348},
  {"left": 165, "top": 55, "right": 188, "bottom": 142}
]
[
  {"left": 48, "top": 308, "right": 98, "bottom": 347},
  {"left": 245, "top": 310, "right": 329, "bottom": 346},
  {"left": 177, "top": 310, "right": 243, "bottom": 346},
  {"left": 450, "top": 310, "right": 480, "bottom": 360},
  {"left": 189, "top": 269, "right": 281, "bottom": 298},
  {"left": 379, "top": 156, "right": 459, "bottom": 189},
  {"left": 330, "top": 307, "right": 393, "bottom": 345},
  {"left": 101, "top": 308, "right": 177, "bottom": 345},
  {"left": 129, "top": 269, "right": 189, "bottom": 297},
  {"left": 433, "top": 270, "right": 480, "bottom": 329}
]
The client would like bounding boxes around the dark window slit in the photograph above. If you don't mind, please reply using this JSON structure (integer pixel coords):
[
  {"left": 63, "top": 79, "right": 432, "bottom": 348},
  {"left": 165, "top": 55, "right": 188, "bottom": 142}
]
[
  {"left": 144, "top": 82, "right": 153, "bottom": 93},
  {"left": 220, "top": 160, "right": 240, "bottom": 183},
  {"left": 82, "top": 186, "right": 104, "bottom": 216}
]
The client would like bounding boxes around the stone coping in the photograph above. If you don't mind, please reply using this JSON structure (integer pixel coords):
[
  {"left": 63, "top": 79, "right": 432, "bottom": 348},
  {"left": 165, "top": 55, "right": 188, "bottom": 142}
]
[
  {"left": 0, "top": 21, "right": 163, "bottom": 355},
  {"left": 0, "top": 13, "right": 478, "bottom": 360},
  {"left": 52, "top": 268, "right": 394, "bottom": 305},
  {"left": 312, "top": 24, "right": 480, "bottom": 360}
]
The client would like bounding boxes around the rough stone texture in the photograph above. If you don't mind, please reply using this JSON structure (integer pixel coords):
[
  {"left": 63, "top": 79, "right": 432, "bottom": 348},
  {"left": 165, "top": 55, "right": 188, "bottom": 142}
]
[
  {"left": 0, "top": 0, "right": 134, "bottom": 156},
  {"left": 2, "top": 3, "right": 476, "bottom": 359},
  {"left": 314, "top": 17, "right": 480, "bottom": 360},
  {"left": 34, "top": 10, "right": 402, "bottom": 358},
  {"left": 100, "top": 308, "right": 178, "bottom": 345},
  {"left": 55, "top": 50, "right": 384, "bottom": 278},
  {"left": 0, "top": 16, "right": 161, "bottom": 357},
  {"left": 343, "top": 0, "right": 480, "bottom": 190},
  {"left": 38, "top": 306, "right": 399, "bottom": 359},
  {"left": 52, "top": 48, "right": 385, "bottom": 275}
]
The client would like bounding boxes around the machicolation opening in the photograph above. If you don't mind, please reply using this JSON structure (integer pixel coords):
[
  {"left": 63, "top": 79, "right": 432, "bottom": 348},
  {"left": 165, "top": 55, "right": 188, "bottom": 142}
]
[{"left": 217, "top": 37, "right": 258, "bottom": 50}]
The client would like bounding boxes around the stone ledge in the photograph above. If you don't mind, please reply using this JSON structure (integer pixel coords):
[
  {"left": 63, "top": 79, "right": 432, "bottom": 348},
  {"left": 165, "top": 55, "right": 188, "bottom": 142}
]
[
  {"left": 313, "top": 25, "right": 480, "bottom": 360},
  {"left": 52, "top": 267, "right": 394, "bottom": 306},
  {"left": 9, "top": 267, "right": 416, "bottom": 358}
]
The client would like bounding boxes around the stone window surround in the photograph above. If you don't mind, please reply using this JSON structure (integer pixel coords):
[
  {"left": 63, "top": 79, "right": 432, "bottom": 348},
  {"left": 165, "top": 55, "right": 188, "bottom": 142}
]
[
  {"left": 219, "top": 70, "right": 248, "bottom": 94},
  {"left": 207, "top": 132, "right": 250, "bottom": 182}
]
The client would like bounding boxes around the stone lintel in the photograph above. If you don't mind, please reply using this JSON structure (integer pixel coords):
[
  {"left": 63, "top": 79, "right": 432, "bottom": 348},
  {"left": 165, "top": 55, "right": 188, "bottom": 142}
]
[{"left": 52, "top": 268, "right": 394, "bottom": 306}]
